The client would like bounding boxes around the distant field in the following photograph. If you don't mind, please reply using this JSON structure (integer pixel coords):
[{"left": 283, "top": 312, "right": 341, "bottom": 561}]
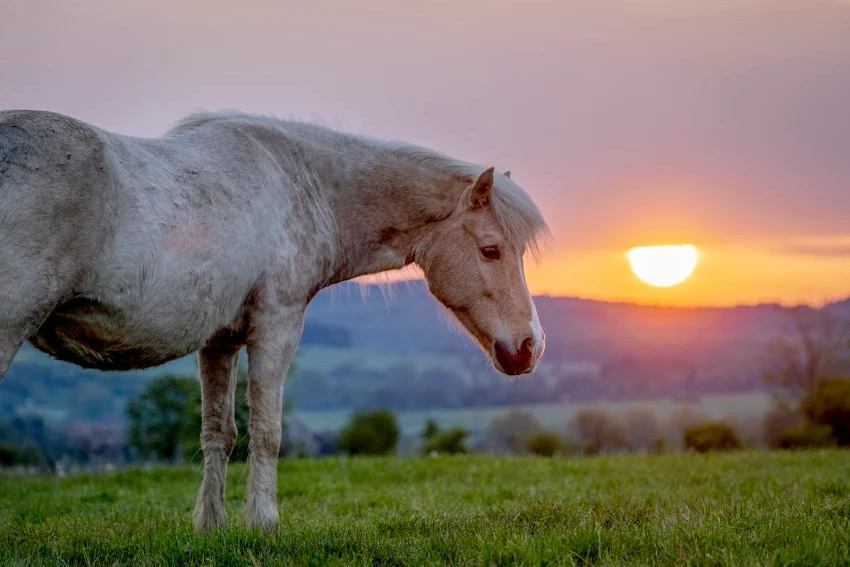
[
  {"left": 296, "top": 392, "right": 774, "bottom": 435},
  {"left": 1, "top": 451, "right": 848, "bottom": 566},
  {"left": 293, "top": 345, "right": 467, "bottom": 374}
]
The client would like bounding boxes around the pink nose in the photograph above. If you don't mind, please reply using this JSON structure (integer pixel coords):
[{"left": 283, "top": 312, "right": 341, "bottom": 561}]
[{"left": 494, "top": 336, "right": 534, "bottom": 375}]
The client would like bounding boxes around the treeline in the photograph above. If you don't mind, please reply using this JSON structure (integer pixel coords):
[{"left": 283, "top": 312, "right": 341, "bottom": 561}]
[
  {"left": 2, "top": 375, "right": 848, "bottom": 472},
  {"left": 0, "top": 415, "right": 126, "bottom": 470},
  {"left": 2, "top": 306, "right": 848, "bottom": 471},
  {"left": 322, "top": 379, "right": 850, "bottom": 459}
]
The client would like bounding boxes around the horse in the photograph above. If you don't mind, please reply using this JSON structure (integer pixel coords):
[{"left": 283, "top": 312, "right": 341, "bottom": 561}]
[{"left": 0, "top": 109, "right": 550, "bottom": 533}]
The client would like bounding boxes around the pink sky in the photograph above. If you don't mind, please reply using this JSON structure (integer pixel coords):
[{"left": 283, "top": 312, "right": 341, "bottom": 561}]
[{"left": 2, "top": 0, "right": 849, "bottom": 306}]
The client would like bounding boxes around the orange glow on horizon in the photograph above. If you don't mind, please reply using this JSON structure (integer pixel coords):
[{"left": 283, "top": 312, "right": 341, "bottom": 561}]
[
  {"left": 520, "top": 243, "right": 850, "bottom": 308},
  {"left": 355, "top": 232, "right": 850, "bottom": 308},
  {"left": 356, "top": 241, "right": 850, "bottom": 309}
]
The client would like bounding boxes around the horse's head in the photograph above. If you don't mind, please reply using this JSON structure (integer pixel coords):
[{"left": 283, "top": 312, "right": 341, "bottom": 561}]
[{"left": 416, "top": 167, "right": 548, "bottom": 376}]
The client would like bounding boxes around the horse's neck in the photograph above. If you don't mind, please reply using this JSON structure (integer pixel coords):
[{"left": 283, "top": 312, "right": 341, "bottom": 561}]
[{"left": 278, "top": 128, "right": 462, "bottom": 286}]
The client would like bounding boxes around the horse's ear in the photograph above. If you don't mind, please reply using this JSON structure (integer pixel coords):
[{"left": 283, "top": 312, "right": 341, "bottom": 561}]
[
  {"left": 469, "top": 167, "right": 495, "bottom": 209},
  {"left": 503, "top": 170, "right": 511, "bottom": 179}
]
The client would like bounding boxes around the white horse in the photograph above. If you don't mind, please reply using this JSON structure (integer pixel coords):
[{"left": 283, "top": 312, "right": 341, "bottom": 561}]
[{"left": 0, "top": 109, "right": 549, "bottom": 532}]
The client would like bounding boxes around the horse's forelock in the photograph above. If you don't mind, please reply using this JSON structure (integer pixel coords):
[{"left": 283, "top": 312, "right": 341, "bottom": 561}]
[{"left": 490, "top": 175, "right": 551, "bottom": 261}]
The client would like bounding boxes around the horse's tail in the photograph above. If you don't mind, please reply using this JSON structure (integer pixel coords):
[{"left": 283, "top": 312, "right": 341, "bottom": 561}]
[{"left": 0, "top": 111, "right": 113, "bottom": 352}]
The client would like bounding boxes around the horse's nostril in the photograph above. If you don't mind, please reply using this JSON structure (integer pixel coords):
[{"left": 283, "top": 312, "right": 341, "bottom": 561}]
[
  {"left": 494, "top": 337, "right": 535, "bottom": 375},
  {"left": 495, "top": 341, "right": 511, "bottom": 361}
]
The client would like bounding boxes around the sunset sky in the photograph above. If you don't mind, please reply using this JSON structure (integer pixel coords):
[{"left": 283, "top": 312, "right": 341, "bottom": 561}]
[{"left": 2, "top": 0, "right": 849, "bottom": 308}]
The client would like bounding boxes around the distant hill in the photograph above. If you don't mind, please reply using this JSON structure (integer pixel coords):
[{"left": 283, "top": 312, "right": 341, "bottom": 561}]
[
  {"left": 2, "top": 280, "right": 848, "bottom": 424},
  {"left": 827, "top": 298, "right": 850, "bottom": 318}
]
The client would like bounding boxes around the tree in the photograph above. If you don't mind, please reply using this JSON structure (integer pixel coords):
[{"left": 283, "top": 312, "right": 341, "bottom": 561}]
[
  {"left": 180, "top": 375, "right": 255, "bottom": 463},
  {"left": 571, "top": 408, "right": 629, "bottom": 455},
  {"left": 623, "top": 409, "right": 660, "bottom": 452},
  {"left": 483, "top": 408, "right": 542, "bottom": 454},
  {"left": 130, "top": 354, "right": 300, "bottom": 463},
  {"left": 803, "top": 377, "right": 850, "bottom": 446},
  {"left": 336, "top": 410, "right": 399, "bottom": 456},
  {"left": 127, "top": 375, "right": 198, "bottom": 462},
  {"left": 761, "top": 308, "right": 850, "bottom": 446},
  {"left": 763, "top": 307, "right": 850, "bottom": 404}
]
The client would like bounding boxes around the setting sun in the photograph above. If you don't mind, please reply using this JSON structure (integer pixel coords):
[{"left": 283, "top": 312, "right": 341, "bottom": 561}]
[{"left": 628, "top": 245, "right": 699, "bottom": 288}]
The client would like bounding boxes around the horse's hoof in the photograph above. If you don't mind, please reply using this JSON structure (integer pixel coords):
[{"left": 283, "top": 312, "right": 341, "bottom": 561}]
[
  {"left": 245, "top": 501, "right": 280, "bottom": 534},
  {"left": 193, "top": 501, "right": 228, "bottom": 534}
]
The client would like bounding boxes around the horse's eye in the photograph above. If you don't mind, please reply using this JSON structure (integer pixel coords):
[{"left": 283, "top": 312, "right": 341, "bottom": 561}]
[{"left": 480, "top": 246, "right": 501, "bottom": 260}]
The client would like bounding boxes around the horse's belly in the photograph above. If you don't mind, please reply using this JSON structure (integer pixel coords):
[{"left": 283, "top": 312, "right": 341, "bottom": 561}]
[
  {"left": 30, "top": 320, "right": 190, "bottom": 371},
  {"left": 30, "top": 294, "right": 243, "bottom": 371}
]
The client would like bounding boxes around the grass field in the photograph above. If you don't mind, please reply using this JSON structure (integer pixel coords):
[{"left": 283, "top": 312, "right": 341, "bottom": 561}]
[{"left": 2, "top": 450, "right": 848, "bottom": 566}]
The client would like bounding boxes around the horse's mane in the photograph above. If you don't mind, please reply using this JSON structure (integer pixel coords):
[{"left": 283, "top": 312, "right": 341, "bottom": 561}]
[
  {"left": 166, "top": 111, "right": 550, "bottom": 259},
  {"left": 373, "top": 140, "right": 551, "bottom": 260}
]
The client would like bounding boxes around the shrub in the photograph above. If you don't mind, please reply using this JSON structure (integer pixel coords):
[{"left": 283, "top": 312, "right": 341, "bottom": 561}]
[
  {"left": 683, "top": 422, "right": 743, "bottom": 453},
  {"left": 804, "top": 378, "right": 850, "bottom": 446},
  {"left": 422, "top": 428, "right": 469, "bottom": 455},
  {"left": 763, "top": 404, "right": 806, "bottom": 449},
  {"left": 0, "top": 444, "right": 23, "bottom": 467},
  {"left": 421, "top": 418, "right": 440, "bottom": 441},
  {"left": 526, "top": 432, "right": 564, "bottom": 457},
  {"left": 337, "top": 410, "right": 399, "bottom": 456},
  {"left": 649, "top": 438, "right": 668, "bottom": 455},
  {"left": 775, "top": 422, "right": 836, "bottom": 450}
]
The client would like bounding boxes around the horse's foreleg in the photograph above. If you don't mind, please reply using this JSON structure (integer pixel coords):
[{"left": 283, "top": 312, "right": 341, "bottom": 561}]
[
  {"left": 0, "top": 300, "right": 60, "bottom": 380},
  {"left": 244, "top": 307, "right": 303, "bottom": 533},
  {"left": 0, "top": 338, "right": 22, "bottom": 379},
  {"left": 192, "top": 342, "right": 240, "bottom": 533},
  {"left": 0, "top": 245, "right": 82, "bottom": 379}
]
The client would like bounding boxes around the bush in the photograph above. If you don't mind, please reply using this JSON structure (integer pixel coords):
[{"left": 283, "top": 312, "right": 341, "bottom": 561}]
[
  {"left": 571, "top": 408, "right": 630, "bottom": 454},
  {"left": 421, "top": 418, "right": 440, "bottom": 441},
  {"left": 0, "top": 444, "right": 24, "bottom": 467},
  {"left": 683, "top": 422, "right": 743, "bottom": 453},
  {"left": 422, "top": 428, "right": 469, "bottom": 455},
  {"left": 337, "top": 410, "right": 399, "bottom": 456},
  {"left": 775, "top": 422, "right": 836, "bottom": 450},
  {"left": 763, "top": 404, "right": 806, "bottom": 448},
  {"left": 526, "top": 432, "right": 563, "bottom": 456},
  {"left": 804, "top": 378, "right": 850, "bottom": 446},
  {"left": 649, "top": 438, "right": 668, "bottom": 455}
]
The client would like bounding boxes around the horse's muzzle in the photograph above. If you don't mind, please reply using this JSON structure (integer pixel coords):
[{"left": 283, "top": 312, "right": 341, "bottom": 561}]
[{"left": 493, "top": 336, "right": 536, "bottom": 375}]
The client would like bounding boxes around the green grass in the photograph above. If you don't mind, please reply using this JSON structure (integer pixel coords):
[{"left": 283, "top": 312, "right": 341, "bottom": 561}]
[{"left": 1, "top": 451, "right": 848, "bottom": 566}]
